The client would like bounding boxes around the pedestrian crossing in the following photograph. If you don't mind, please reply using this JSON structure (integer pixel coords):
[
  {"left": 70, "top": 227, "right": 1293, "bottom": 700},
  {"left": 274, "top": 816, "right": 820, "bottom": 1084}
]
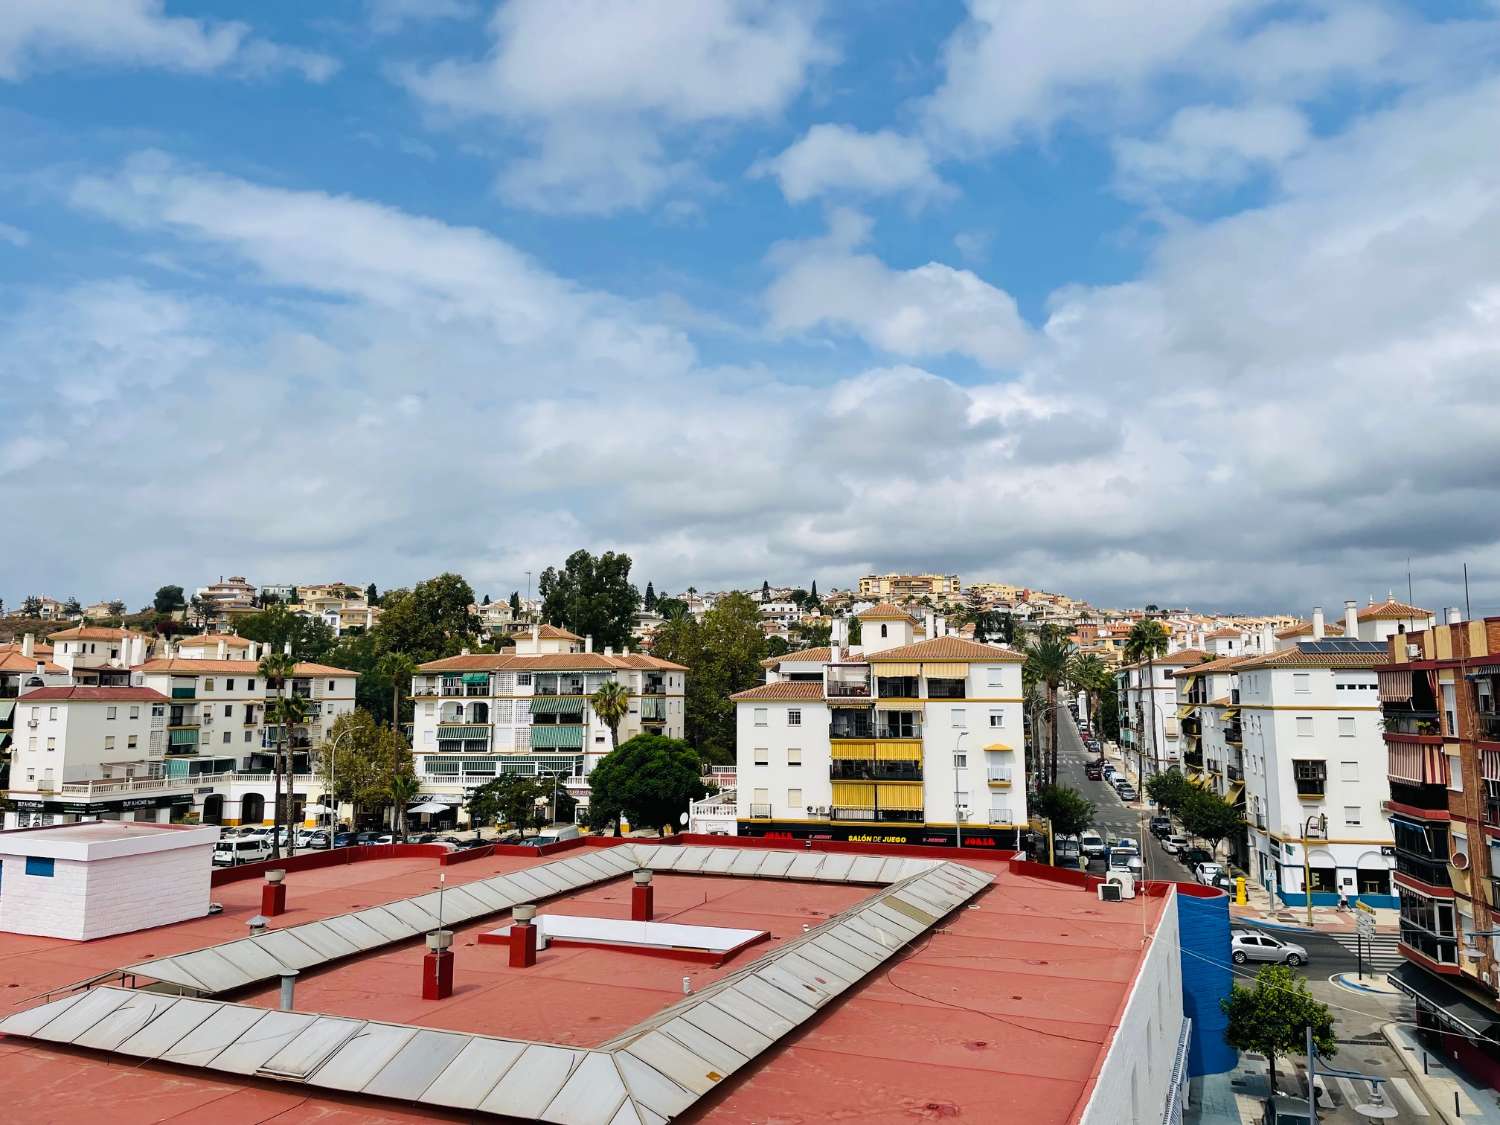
[
  {"left": 1328, "top": 931, "right": 1405, "bottom": 970},
  {"left": 1333, "top": 1075, "right": 1430, "bottom": 1116}
]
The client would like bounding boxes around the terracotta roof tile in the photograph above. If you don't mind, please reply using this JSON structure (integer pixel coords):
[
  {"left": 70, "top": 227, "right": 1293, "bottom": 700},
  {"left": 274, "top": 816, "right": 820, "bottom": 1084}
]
[
  {"left": 20, "top": 686, "right": 169, "bottom": 703},
  {"left": 417, "top": 652, "right": 687, "bottom": 673},
  {"left": 135, "top": 658, "right": 358, "bottom": 677},
  {"left": 177, "top": 634, "right": 252, "bottom": 648},
  {"left": 856, "top": 602, "right": 919, "bottom": 622},
  {"left": 46, "top": 626, "right": 145, "bottom": 642},
  {"left": 0, "top": 652, "right": 65, "bottom": 674},
  {"left": 1119, "top": 648, "right": 1210, "bottom": 671},
  {"left": 760, "top": 646, "right": 833, "bottom": 668},
  {"left": 867, "top": 636, "right": 1026, "bottom": 664},
  {"left": 1232, "top": 645, "right": 1386, "bottom": 670},
  {"left": 1275, "top": 621, "right": 1346, "bottom": 639},
  {"left": 536, "top": 624, "right": 583, "bottom": 640},
  {"left": 1357, "top": 598, "right": 1432, "bottom": 622},
  {"left": 1173, "top": 654, "right": 1251, "bottom": 677},
  {"left": 731, "top": 681, "right": 826, "bottom": 701}
]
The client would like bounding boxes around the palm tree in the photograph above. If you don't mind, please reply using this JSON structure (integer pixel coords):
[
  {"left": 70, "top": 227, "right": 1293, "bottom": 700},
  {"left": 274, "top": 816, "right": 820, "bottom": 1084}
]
[
  {"left": 1069, "top": 653, "right": 1109, "bottom": 733},
  {"left": 386, "top": 771, "right": 421, "bottom": 842},
  {"left": 259, "top": 652, "right": 298, "bottom": 859},
  {"left": 377, "top": 652, "right": 416, "bottom": 732},
  {"left": 590, "top": 680, "right": 631, "bottom": 750},
  {"left": 1025, "top": 633, "right": 1073, "bottom": 787},
  {"left": 1124, "top": 620, "right": 1170, "bottom": 781}
]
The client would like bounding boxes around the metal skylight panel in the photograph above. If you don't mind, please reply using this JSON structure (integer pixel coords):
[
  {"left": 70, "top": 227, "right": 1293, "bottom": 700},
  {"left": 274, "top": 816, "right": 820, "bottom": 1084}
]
[
  {"left": 475, "top": 1043, "right": 584, "bottom": 1120},
  {"left": 115, "top": 995, "right": 220, "bottom": 1058},
  {"left": 417, "top": 1036, "right": 529, "bottom": 1110},
  {"left": 162, "top": 1003, "right": 272, "bottom": 1067},
  {"left": 301, "top": 1021, "right": 417, "bottom": 1092},
  {"left": 361, "top": 1027, "right": 471, "bottom": 1099}
]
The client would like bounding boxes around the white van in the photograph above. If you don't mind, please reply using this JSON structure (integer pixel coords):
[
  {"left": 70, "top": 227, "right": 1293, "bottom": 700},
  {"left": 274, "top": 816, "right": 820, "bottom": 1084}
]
[
  {"left": 213, "top": 838, "right": 272, "bottom": 866},
  {"left": 532, "top": 823, "right": 582, "bottom": 846}
]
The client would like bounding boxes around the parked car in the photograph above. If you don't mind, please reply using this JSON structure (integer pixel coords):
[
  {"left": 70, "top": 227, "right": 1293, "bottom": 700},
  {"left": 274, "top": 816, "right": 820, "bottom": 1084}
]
[
  {"left": 354, "top": 831, "right": 384, "bottom": 845},
  {"left": 1084, "top": 764, "right": 1103, "bottom": 780},
  {"left": 1194, "top": 862, "right": 1225, "bottom": 885},
  {"left": 1053, "top": 835, "right": 1082, "bottom": 865},
  {"left": 1116, "top": 784, "right": 1138, "bottom": 802},
  {"left": 1149, "top": 815, "right": 1172, "bottom": 838},
  {"left": 1183, "top": 847, "right": 1213, "bottom": 869},
  {"left": 213, "top": 838, "right": 272, "bottom": 867},
  {"left": 1079, "top": 831, "right": 1106, "bottom": 857},
  {"left": 1231, "top": 929, "right": 1309, "bottom": 967},
  {"left": 1261, "top": 1095, "right": 1313, "bottom": 1125},
  {"left": 533, "top": 823, "right": 582, "bottom": 846},
  {"left": 302, "top": 830, "right": 332, "bottom": 849},
  {"left": 1163, "top": 834, "right": 1190, "bottom": 855},
  {"left": 332, "top": 832, "right": 356, "bottom": 848}
]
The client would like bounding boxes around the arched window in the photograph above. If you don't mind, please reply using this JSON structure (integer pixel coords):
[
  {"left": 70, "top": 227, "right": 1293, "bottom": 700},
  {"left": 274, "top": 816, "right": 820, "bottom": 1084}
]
[{"left": 881, "top": 624, "right": 888, "bottom": 638}]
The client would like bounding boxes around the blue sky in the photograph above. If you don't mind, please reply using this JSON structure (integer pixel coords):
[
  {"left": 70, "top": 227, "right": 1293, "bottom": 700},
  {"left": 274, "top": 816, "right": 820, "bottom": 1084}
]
[{"left": 3, "top": 0, "right": 1500, "bottom": 615}]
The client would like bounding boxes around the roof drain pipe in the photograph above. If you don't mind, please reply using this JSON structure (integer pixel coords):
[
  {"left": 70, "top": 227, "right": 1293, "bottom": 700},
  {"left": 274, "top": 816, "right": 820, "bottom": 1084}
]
[{"left": 278, "top": 968, "right": 298, "bottom": 1011}]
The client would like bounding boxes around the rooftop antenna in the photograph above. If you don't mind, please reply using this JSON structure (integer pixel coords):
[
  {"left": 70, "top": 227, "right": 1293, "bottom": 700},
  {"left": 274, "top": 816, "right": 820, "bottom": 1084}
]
[
  {"left": 1407, "top": 559, "right": 1416, "bottom": 635},
  {"left": 1464, "top": 563, "right": 1472, "bottom": 624}
]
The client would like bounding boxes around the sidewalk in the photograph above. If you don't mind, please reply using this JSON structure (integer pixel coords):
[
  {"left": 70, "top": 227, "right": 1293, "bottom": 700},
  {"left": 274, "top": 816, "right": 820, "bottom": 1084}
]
[{"left": 1383, "top": 1022, "right": 1500, "bottom": 1125}]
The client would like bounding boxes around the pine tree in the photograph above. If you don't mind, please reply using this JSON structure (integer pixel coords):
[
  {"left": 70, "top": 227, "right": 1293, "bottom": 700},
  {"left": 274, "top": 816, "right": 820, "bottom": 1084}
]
[
  {"left": 509, "top": 590, "right": 521, "bottom": 615},
  {"left": 761, "top": 580, "right": 770, "bottom": 602},
  {"left": 644, "top": 582, "right": 657, "bottom": 610},
  {"left": 810, "top": 580, "right": 818, "bottom": 600}
]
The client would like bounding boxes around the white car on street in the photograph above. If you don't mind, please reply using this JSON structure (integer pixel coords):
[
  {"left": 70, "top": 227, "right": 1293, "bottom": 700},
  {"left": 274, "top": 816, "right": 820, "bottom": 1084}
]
[
  {"left": 1079, "top": 831, "right": 1106, "bottom": 857},
  {"left": 1163, "top": 834, "right": 1190, "bottom": 855},
  {"left": 1194, "top": 862, "right": 1224, "bottom": 885}
]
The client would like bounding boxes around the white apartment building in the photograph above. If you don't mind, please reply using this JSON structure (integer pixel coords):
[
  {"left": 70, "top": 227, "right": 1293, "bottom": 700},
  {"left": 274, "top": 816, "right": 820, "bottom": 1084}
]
[
  {"left": 1234, "top": 635, "right": 1397, "bottom": 908},
  {"left": 857, "top": 574, "right": 962, "bottom": 600},
  {"left": 733, "top": 605, "right": 1027, "bottom": 849},
  {"left": 408, "top": 624, "right": 687, "bottom": 820},
  {"left": 46, "top": 626, "right": 151, "bottom": 677},
  {"left": 1116, "top": 649, "right": 1208, "bottom": 776}
]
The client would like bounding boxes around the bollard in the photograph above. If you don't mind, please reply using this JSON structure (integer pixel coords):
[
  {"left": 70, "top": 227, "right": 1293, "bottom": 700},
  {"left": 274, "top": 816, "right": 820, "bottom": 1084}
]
[
  {"left": 510, "top": 904, "right": 538, "bottom": 968},
  {"left": 631, "top": 869, "right": 654, "bottom": 922},
  {"left": 261, "top": 869, "right": 287, "bottom": 917},
  {"left": 278, "top": 968, "right": 298, "bottom": 1010},
  {"left": 423, "top": 929, "right": 454, "bottom": 1000}
]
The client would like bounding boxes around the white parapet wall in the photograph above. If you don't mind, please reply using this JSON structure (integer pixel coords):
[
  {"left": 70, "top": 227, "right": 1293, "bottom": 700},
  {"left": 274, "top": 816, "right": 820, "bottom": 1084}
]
[{"left": 0, "top": 821, "right": 219, "bottom": 941}]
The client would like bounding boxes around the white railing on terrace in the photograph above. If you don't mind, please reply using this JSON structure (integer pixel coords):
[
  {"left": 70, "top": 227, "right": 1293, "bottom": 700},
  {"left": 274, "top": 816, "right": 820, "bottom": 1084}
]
[
  {"left": 56, "top": 771, "right": 323, "bottom": 797},
  {"left": 987, "top": 766, "right": 1013, "bottom": 782}
]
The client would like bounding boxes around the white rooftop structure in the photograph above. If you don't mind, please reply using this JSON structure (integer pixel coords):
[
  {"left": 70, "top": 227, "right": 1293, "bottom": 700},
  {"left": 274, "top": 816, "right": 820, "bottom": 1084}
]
[{"left": 0, "top": 822, "right": 219, "bottom": 941}]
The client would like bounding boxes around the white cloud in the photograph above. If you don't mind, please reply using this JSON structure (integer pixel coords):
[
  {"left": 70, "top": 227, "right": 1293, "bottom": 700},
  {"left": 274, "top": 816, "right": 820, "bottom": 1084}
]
[
  {"left": 764, "top": 209, "right": 1032, "bottom": 369},
  {"left": 752, "top": 124, "right": 950, "bottom": 204},
  {"left": 402, "top": 0, "right": 830, "bottom": 213},
  {"left": 0, "top": 0, "right": 337, "bottom": 82},
  {"left": 368, "top": 0, "right": 477, "bottom": 36},
  {"left": 1113, "top": 103, "right": 1310, "bottom": 194},
  {"left": 0, "top": 221, "right": 29, "bottom": 247}
]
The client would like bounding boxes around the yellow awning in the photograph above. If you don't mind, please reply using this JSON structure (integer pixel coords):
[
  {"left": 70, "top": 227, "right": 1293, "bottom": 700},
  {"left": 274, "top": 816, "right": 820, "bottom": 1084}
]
[
  {"left": 876, "top": 784, "right": 923, "bottom": 810},
  {"left": 876, "top": 741, "right": 922, "bottom": 761},
  {"left": 831, "top": 741, "right": 876, "bottom": 760},
  {"left": 923, "top": 663, "right": 969, "bottom": 678},
  {"left": 828, "top": 699, "right": 873, "bottom": 708},
  {"left": 984, "top": 742, "right": 1013, "bottom": 752},
  {"left": 1227, "top": 781, "right": 1245, "bottom": 804},
  {"left": 1221, "top": 708, "right": 1239, "bottom": 722},
  {"left": 876, "top": 699, "right": 923, "bottom": 710},
  {"left": 872, "top": 663, "right": 921, "bottom": 676},
  {"left": 1176, "top": 703, "right": 1197, "bottom": 720},
  {"left": 832, "top": 781, "right": 876, "bottom": 806},
  {"left": 1180, "top": 673, "right": 1198, "bottom": 693}
]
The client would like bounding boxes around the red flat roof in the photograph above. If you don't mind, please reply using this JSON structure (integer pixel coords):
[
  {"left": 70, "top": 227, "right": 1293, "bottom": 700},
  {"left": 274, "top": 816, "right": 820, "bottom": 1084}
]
[{"left": 0, "top": 843, "right": 1168, "bottom": 1124}]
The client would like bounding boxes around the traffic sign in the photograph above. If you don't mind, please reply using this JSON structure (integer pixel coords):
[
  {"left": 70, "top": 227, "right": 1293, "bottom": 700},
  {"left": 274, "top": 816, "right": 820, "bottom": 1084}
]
[{"left": 1357, "top": 912, "right": 1377, "bottom": 939}]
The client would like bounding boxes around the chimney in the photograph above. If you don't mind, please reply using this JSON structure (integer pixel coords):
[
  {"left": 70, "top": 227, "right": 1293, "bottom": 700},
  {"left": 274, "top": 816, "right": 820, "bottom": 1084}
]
[
  {"left": 584, "top": 635, "right": 593, "bottom": 653},
  {"left": 20, "top": 633, "right": 33, "bottom": 658},
  {"left": 935, "top": 615, "right": 946, "bottom": 636},
  {"left": 461, "top": 647, "right": 471, "bottom": 657},
  {"left": 1311, "top": 607, "right": 1324, "bottom": 640},
  {"left": 924, "top": 611, "right": 935, "bottom": 639},
  {"left": 216, "top": 638, "right": 228, "bottom": 660},
  {"left": 604, "top": 646, "right": 613, "bottom": 657},
  {"left": 830, "top": 641, "right": 841, "bottom": 665},
  {"left": 1260, "top": 623, "right": 1275, "bottom": 653},
  {"left": 531, "top": 623, "right": 540, "bottom": 643},
  {"left": 1343, "top": 600, "right": 1358, "bottom": 638},
  {"left": 1448, "top": 607, "right": 1463, "bottom": 625},
  {"left": 35, "top": 661, "right": 45, "bottom": 677}
]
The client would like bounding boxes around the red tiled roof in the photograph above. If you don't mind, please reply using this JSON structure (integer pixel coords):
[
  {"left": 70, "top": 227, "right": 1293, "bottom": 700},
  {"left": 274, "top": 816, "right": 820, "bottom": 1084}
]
[
  {"left": 176, "top": 634, "right": 252, "bottom": 648},
  {"left": 1119, "top": 648, "right": 1210, "bottom": 671},
  {"left": 46, "top": 626, "right": 144, "bottom": 642},
  {"left": 0, "top": 652, "right": 65, "bottom": 674},
  {"left": 760, "top": 646, "right": 833, "bottom": 668},
  {"left": 417, "top": 652, "right": 687, "bottom": 673},
  {"left": 136, "top": 658, "right": 358, "bottom": 677},
  {"left": 856, "top": 602, "right": 919, "bottom": 622},
  {"left": 1358, "top": 598, "right": 1432, "bottom": 622},
  {"left": 867, "top": 636, "right": 1027, "bottom": 663},
  {"left": 537, "top": 623, "right": 583, "bottom": 640},
  {"left": 19, "top": 686, "right": 168, "bottom": 702},
  {"left": 731, "top": 681, "right": 825, "bottom": 701},
  {"left": 1173, "top": 654, "right": 1250, "bottom": 676},
  {"left": 1275, "top": 620, "right": 1345, "bottom": 639}
]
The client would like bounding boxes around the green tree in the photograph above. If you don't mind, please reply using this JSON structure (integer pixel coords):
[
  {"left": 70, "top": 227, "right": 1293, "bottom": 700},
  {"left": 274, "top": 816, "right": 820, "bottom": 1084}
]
[
  {"left": 321, "top": 710, "right": 408, "bottom": 826},
  {"left": 1025, "top": 633, "right": 1072, "bottom": 786},
  {"left": 467, "top": 773, "right": 547, "bottom": 837},
  {"left": 1032, "top": 784, "right": 1096, "bottom": 841},
  {"left": 366, "top": 582, "right": 379, "bottom": 606},
  {"left": 587, "top": 734, "right": 705, "bottom": 835},
  {"left": 259, "top": 651, "right": 303, "bottom": 860},
  {"left": 107, "top": 599, "right": 127, "bottom": 617},
  {"left": 846, "top": 615, "right": 862, "bottom": 645},
  {"left": 21, "top": 595, "right": 42, "bottom": 617},
  {"left": 651, "top": 592, "right": 765, "bottom": 762},
  {"left": 761, "top": 580, "right": 770, "bottom": 602},
  {"left": 153, "top": 585, "right": 186, "bottom": 615},
  {"left": 590, "top": 680, "right": 631, "bottom": 749},
  {"left": 789, "top": 620, "right": 831, "bottom": 647},
  {"left": 1179, "top": 788, "right": 1243, "bottom": 859},
  {"left": 1124, "top": 619, "right": 1171, "bottom": 778},
  {"left": 63, "top": 596, "right": 81, "bottom": 617},
  {"left": 1145, "top": 768, "right": 1196, "bottom": 814},
  {"left": 654, "top": 596, "right": 688, "bottom": 620},
  {"left": 371, "top": 573, "right": 478, "bottom": 662},
  {"left": 376, "top": 651, "right": 417, "bottom": 733},
  {"left": 1069, "top": 652, "right": 1110, "bottom": 732},
  {"left": 1221, "top": 964, "right": 1336, "bottom": 1085},
  {"left": 537, "top": 549, "right": 641, "bottom": 651},
  {"left": 643, "top": 582, "right": 656, "bottom": 611},
  {"left": 763, "top": 635, "right": 792, "bottom": 658},
  {"left": 233, "top": 604, "right": 336, "bottom": 661},
  {"left": 385, "top": 769, "right": 421, "bottom": 841},
  {"left": 510, "top": 590, "right": 522, "bottom": 615}
]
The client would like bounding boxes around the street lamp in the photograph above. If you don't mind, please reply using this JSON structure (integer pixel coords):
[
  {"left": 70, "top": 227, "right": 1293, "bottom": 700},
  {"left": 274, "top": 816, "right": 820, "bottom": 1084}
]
[
  {"left": 1305, "top": 1024, "right": 1395, "bottom": 1122},
  {"left": 320, "top": 725, "right": 354, "bottom": 835},
  {"left": 1301, "top": 813, "right": 1328, "bottom": 928}
]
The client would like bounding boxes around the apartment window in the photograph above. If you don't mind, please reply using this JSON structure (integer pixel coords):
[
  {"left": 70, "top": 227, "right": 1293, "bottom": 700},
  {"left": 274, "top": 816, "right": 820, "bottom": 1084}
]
[
  {"left": 1337, "top": 716, "right": 1355, "bottom": 738},
  {"left": 1296, "top": 716, "right": 1314, "bottom": 737},
  {"left": 516, "top": 674, "right": 532, "bottom": 686},
  {"left": 787, "top": 747, "right": 802, "bottom": 766},
  {"left": 951, "top": 708, "right": 966, "bottom": 729},
  {"left": 989, "top": 709, "right": 1004, "bottom": 728},
  {"left": 48, "top": 707, "right": 57, "bottom": 720},
  {"left": 104, "top": 736, "right": 115, "bottom": 750},
  {"left": 787, "top": 788, "right": 803, "bottom": 808},
  {"left": 244, "top": 730, "right": 253, "bottom": 742},
  {"left": 425, "top": 702, "right": 435, "bottom": 716},
  {"left": 127, "top": 735, "right": 138, "bottom": 749},
  {"left": 1294, "top": 673, "right": 1311, "bottom": 695},
  {"left": 753, "top": 788, "right": 769, "bottom": 803},
  {"left": 129, "top": 705, "right": 140, "bottom": 720},
  {"left": 987, "top": 668, "right": 1003, "bottom": 688},
  {"left": 224, "top": 705, "right": 233, "bottom": 718},
  {"left": 787, "top": 709, "right": 801, "bottom": 727},
  {"left": 1340, "top": 761, "right": 1359, "bottom": 783},
  {"left": 754, "top": 708, "right": 768, "bottom": 727},
  {"left": 106, "top": 706, "right": 117, "bottom": 720},
  {"left": 223, "top": 731, "right": 232, "bottom": 744},
  {"left": 247, "top": 679, "right": 256, "bottom": 691},
  {"left": 953, "top": 753, "right": 967, "bottom": 769},
  {"left": 204, "top": 679, "right": 215, "bottom": 691},
  {"left": 226, "top": 679, "right": 235, "bottom": 690},
  {"left": 328, "top": 680, "right": 336, "bottom": 692},
  {"left": 754, "top": 747, "right": 769, "bottom": 766},
  {"left": 1449, "top": 753, "right": 1464, "bottom": 792},
  {"left": 880, "top": 624, "right": 888, "bottom": 638},
  {"left": 25, "top": 857, "right": 54, "bottom": 878},
  {"left": 1344, "top": 806, "right": 1362, "bottom": 825},
  {"left": 46, "top": 737, "right": 55, "bottom": 751}
]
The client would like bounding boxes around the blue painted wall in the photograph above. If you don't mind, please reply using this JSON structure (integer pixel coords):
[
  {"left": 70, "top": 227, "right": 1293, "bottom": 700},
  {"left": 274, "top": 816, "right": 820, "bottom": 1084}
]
[{"left": 1178, "top": 891, "right": 1237, "bottom": 1076}]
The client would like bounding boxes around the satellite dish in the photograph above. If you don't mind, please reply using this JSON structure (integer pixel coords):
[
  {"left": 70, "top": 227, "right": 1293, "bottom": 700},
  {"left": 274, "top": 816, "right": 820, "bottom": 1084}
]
[{"left": 679, "top": 812, "right": 688, "bottom": 826}]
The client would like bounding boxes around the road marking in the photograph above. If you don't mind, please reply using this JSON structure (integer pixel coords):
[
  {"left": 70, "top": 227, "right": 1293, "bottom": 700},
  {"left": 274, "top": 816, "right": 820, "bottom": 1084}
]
[{"left": 1388, "top": 1076, "right": 1431, "bottom": 1116}]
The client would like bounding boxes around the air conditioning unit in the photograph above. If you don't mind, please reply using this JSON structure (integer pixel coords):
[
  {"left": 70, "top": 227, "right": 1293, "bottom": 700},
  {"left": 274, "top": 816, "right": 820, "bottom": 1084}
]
[
  {"left": 1106, "top": 871, "right": 1137, "bottom": 899},
  {"left": 1407, "top": 644, "right": 1421, "bottom": 658},
  {"left": 1098, "top": 883, "right": 1123, "bottom": 903}
]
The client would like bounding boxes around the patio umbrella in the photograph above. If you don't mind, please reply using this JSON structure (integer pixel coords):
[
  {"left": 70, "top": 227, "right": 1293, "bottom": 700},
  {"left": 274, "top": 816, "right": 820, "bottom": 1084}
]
[{"left": 407, "top": 801, "right": 450, "bottom": 815}]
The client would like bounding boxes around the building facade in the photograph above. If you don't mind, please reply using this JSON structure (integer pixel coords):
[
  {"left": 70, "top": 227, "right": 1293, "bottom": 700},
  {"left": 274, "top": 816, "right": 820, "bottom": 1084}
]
[
  {"left": 409, "top": 624, "right": 687, "bottom": 820},
  {"left": 1116, "top": 649, "right": 1208, "bottom": 776},
  {"left": 733, "top": 607, "right": 1027, "bottom": 848},
  {"left": 856, "top": 573, "right": 962, "bottom": 600}
]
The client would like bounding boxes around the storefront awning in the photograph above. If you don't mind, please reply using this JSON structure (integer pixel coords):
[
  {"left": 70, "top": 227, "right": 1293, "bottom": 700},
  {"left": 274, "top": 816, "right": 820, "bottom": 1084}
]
[
  {"left": 1176, "top": 703, "right": 1196, "bottom": 720},
  {"left": 1389, "top": 963, "right": 1500, "bottom": 1040},
  {"left": 1484, "top": 749, "right": 1500, "bottom": 784},
  {"left": 1378, "top": 670, "right": 1414, "bottom": 702},
  {"left": 1465, "top": 664, "right": 1500, "bottom": 680}
]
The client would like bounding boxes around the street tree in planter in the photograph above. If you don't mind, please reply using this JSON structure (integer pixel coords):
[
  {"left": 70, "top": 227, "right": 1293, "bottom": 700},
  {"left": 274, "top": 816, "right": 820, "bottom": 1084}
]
[
  {"left": 586, "top": 734, "right": 706, "bottom": 836},
  {"left": 1144, "top": 768, "right": 1196, "bottom": 815},
  {"left": 1179, "top": 788, "right": 1244, "bottom": 861},
  {"left": 1221, "top": 963, "right": 1336, "bottom": 1085},
  {"left": 467, "top": 773, "right": 547, "bottom": 837},
  {"left": 1031, "top": 784, "right": 1096, "bottom": 843}
]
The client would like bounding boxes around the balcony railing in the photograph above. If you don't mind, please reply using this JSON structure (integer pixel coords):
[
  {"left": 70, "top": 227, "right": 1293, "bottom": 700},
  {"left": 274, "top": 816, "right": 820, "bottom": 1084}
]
[
  {"left": 1224, "top": 724, "right": 1243, "bottom": 745},
  {"left": 1399, "top": 923, "right": 1458, "bottom": 966},
  {"left": 926, "top": 683, "right": 966, "bottom": 700},
  {"left": 988, "top": 809, "right": 1014, "bottom": 825},
  {"left": 826, "top": 679, "right": 872, "bottom": 698},
  {"left": 748, "top": 803, "right": 772, "bottom": 819},
  {"left": 876, "top": 724, "right": 922, "bottom": 740},
  {"left": 1480, "top": 713, "right": 1500, "bottom": 742},
  {"left": 829, "top": 761, "right": 923, "bottom": 782},
  {"left": 987, "top": 766, "right": 1013, "bottom": 785},
  {"left": 1294, "top": 776, "right": 1326, "bottom": 798},
  {"left": 1394, "top": 849, "right": 1452, "bottom": 888},
  {"left": 1227, "top": 765, "right": 1243, "bottom": 782},
  {"left": 830, "top": 722, "right": 876, "bottom": 740},
  {"left": 171, "top": 687, "right": 196, "bottom": 700},
  {"left": 1384, "top": 711, "right": 1442, "bottom": 736},
  {"left": 831, "top": 806, "right": 923, "bottom": 823}
]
